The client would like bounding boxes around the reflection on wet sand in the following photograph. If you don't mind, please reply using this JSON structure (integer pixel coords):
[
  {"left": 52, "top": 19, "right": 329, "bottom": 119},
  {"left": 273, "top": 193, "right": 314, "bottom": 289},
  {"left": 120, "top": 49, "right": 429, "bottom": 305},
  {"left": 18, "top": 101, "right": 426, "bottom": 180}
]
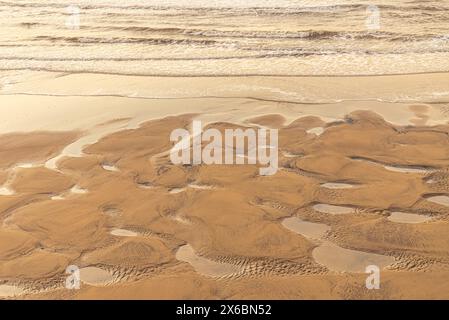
[
  {"left": 0, "top": 285, "right": 24, "bottom": 298},
  {"left": 1, "top": 0, "right": 449, "bottom": 300},
  {"left": 80, "top": 267, "right": 114, "bottom": 286},
  {"left": 188, "top": 184, "right": 215, "bottom": 190},
  {"left": 0, "top": 186, "right": 14, "bottom": 196},
  {"left": 426, "top": 195, "right": 449, "bottom": 207},
  {"left": 282, "top": 217, "right": 330, "bottom": 240},
  {"left": 169, "top": 188, "right": 186, "bottom": 194},
  {"left": 306, "top": 127, "right": 324, "bottom": 136},
  {"left": 312, "top": 241, "right": 395, "bottom": 273},
  {"left": 102, "top": 164, "right": 119, "bottom": 172},
  {"left": 388, "top": 212, "right": 431, "bottom": 224},
  {"left": 110, "top": 229, "right": 138, "bottom": 237},
  {"left": 384, "top": 165, "right": 430, "bottom": 174},
  {"left": 70, "top": 185, "right": 88, "bottom": 194},
  {"left": 321, "top": 182, "right": 356, "bottom": 189},
  {"left": 176, "top": 244, "right": 240, "bottom": 277},
  {"left": 281, "top": 217, "right": 394, "bottom": 273},
  {"left": 313, "top": 203, "right": 355, "bottom": 215}
]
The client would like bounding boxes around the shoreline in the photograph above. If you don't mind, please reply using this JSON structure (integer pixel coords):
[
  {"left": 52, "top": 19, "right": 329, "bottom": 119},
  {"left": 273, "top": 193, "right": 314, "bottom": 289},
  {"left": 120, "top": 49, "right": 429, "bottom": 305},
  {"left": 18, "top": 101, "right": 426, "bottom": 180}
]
[
  {"left": 3, "top": 71, "right": 449, "bottom": 102},
  {"left": 0, "top": 70, "right": 448, "bottom": 135},
  {"left": 0, "top": 95, "right": 447, "bottom": 133}
]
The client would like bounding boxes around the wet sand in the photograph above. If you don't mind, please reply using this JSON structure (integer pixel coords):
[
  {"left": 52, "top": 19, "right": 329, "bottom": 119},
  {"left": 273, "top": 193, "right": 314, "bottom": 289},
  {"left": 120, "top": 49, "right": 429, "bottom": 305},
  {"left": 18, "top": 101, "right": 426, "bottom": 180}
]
[
  {"left": 313, "top": 204, "right": 356, "bottom": 215},
  {"left": 0, "top": 284, "right": 24, "bottom": 298},
  {"left": 101, "top": 164, "right": 120, "bottom": 172},
  {"left": 79, "top": 267, "right": 114, "bottom": 286},
  {"left": 281, "top": 217, "right": 394, "bottom": 273},
  {"left": 426, "top": 195, "right": 449, "bottom": 207},
  {"left": 0, "top": 186, "right": 14, "bottom": 196},
  {"left": 176, "top": 244, "right": 240, "bottom": 278},
  {"left": 321, "top": 183, "right": 356, "bottom": 190},
  {"left": 2, "top": 0, "right": 449, "bottom": 299},
  {"left": 384, "top": 165, "right": 430, "bottom": 174},
  {"left": 110, "top": 229, "right": 138, "bottom": 237},
  {"left": 282, "top": 217, "right": 330, "bottom": 240},
  {"left": 387, "top": 212, "right": 432, "bottom": 224},
  {"left": 1, "top": 73, "right": 449, "bottom": 299},
  {"left": 312, "top": 242, "right": 395, "bottom": 273}
]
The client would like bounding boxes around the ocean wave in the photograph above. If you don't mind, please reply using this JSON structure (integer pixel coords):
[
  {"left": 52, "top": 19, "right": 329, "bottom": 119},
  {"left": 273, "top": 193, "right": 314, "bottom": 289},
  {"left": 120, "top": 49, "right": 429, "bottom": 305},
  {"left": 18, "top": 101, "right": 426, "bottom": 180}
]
[
  {"left": 2, "top": 0, "right": 449, "bottom": 76},
  {"left": 24, "top": 30, "right": 448, "bottom": 43},
  {"left": 2, "top": 1, "right": 448, "bottom": 12},
  {"left": 30, "top": 35, "right": 217, "bottom": 46},
  {"left": 3, "top": 46, "right": 449, "bottom": 63}
]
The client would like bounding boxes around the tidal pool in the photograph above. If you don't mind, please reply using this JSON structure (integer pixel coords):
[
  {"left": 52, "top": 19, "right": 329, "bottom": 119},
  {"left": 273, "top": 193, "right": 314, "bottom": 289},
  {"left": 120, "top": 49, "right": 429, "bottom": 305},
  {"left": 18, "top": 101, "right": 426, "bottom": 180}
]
[
  {"left": 0, "top": 285, "right": 24, "bottom": 298},
  {"left": 426, "top": 195, "right": 449, "bottom": 207},
  {"left": 313, "top": 204, "right": 355, "bottom": 215},
  {"left": 0, "top": 186, "right": 14, "bottom": 196},
  {"left": 110, "top": 229, "right": 138, "bottom": 237},
  {"left": 17, "top": 163, "right": 40, "bottom": 169},
  {"left": 71, "top": 185, "right": 88, "bottom": 194},
  {"left": 384, "top": 165, "right": 429, "bottom": 174},
  {"left": 80, "top": 267, "right": 114, "bottom": 286},
  {"left": 312, "top": 242, "right": 395, "bottom": 273},
  {"left": 176, "top": 244, "right": 240, "bottom": 277},
  {"left": 321, "top": 182, "right": 355, "bottom": 189},
  {"left": 387, "top": 212, "right": 431, "bottom": 224},
  {"left": 282, "top": 151, "right": 302, "bottom": 158},
  {"left": 306, "top": 127, "right": 324, "bottom": 136},
  {"left": 102, "top": 164, "right": 119, "bottom": 172},
  {"left": 188, "top": 184, "right": 215, "bottom": 190},
  {"left": 281, "top": 217, "right": 330, "bottom": 240},
  {"left": 281, "top": 216, "right": 394, "bottom": 273},
  {"left": 137, "top": 182, "right": 155, "bottom": 189},
  {"left": 169, "top": 188, "right": 186, "bottom": 194}
]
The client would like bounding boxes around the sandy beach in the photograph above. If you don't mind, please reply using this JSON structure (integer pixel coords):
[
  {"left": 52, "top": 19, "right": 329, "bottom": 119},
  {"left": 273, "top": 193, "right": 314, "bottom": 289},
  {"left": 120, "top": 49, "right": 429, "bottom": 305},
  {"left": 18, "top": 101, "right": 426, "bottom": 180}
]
[
  {"left": 1, "top": 0, "right": 449, "bottom": 300},
  {"left": 1, "top": 72, "right": 449, "bottom": 299}
]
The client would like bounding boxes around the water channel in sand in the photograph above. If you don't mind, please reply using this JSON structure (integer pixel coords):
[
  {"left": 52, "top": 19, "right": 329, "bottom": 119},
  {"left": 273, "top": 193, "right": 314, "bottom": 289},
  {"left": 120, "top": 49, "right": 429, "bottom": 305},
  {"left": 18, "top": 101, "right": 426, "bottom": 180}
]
[
  {"left": 312, "top": 241, "right": 395, "bottom": 273},
  {"left": 176, "top": 244, "right": 240, "bottom": 277},
  {"left": 321, "top": 182, "right": 356, "bottom": 189},
  {"left": 313, "top": 204, "right": 355, "bottom": 215},
  {"left": 0, "top": 284, "right": 24, "bottom": 298},
  {"left": 426, "top": 195, "right": 449, "bottom": 207},
  {"left": 384, "top": 165, "right": 430, "bottom": 174},
  {"left": 110, "top": 229, "right": 138, "bottom": 237},
  {"left": 387, "top": 212, "right": 432, "bottom": 224},
  {"left": 306, "top": 127, "right": 324, "bottom": 136},
  {"left": 79, "top": 267, "right": 114, "bottom": 286},
  {"left": 282, "top": 217, "right": 330, "bottom": 240},
  {"left": 102, "top": 164, "right": 119, "bottom": 172},
  {"left": 281, "top": 216, "right": 394, "bottom": 273}
]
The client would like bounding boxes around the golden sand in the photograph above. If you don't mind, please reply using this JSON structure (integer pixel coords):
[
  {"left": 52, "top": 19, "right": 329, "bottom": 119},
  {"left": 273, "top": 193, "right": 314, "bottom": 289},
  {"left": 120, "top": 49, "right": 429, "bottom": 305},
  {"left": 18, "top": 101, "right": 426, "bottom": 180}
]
[{"left": 1, "top": 73, "right": 449, "bottom": 299}]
